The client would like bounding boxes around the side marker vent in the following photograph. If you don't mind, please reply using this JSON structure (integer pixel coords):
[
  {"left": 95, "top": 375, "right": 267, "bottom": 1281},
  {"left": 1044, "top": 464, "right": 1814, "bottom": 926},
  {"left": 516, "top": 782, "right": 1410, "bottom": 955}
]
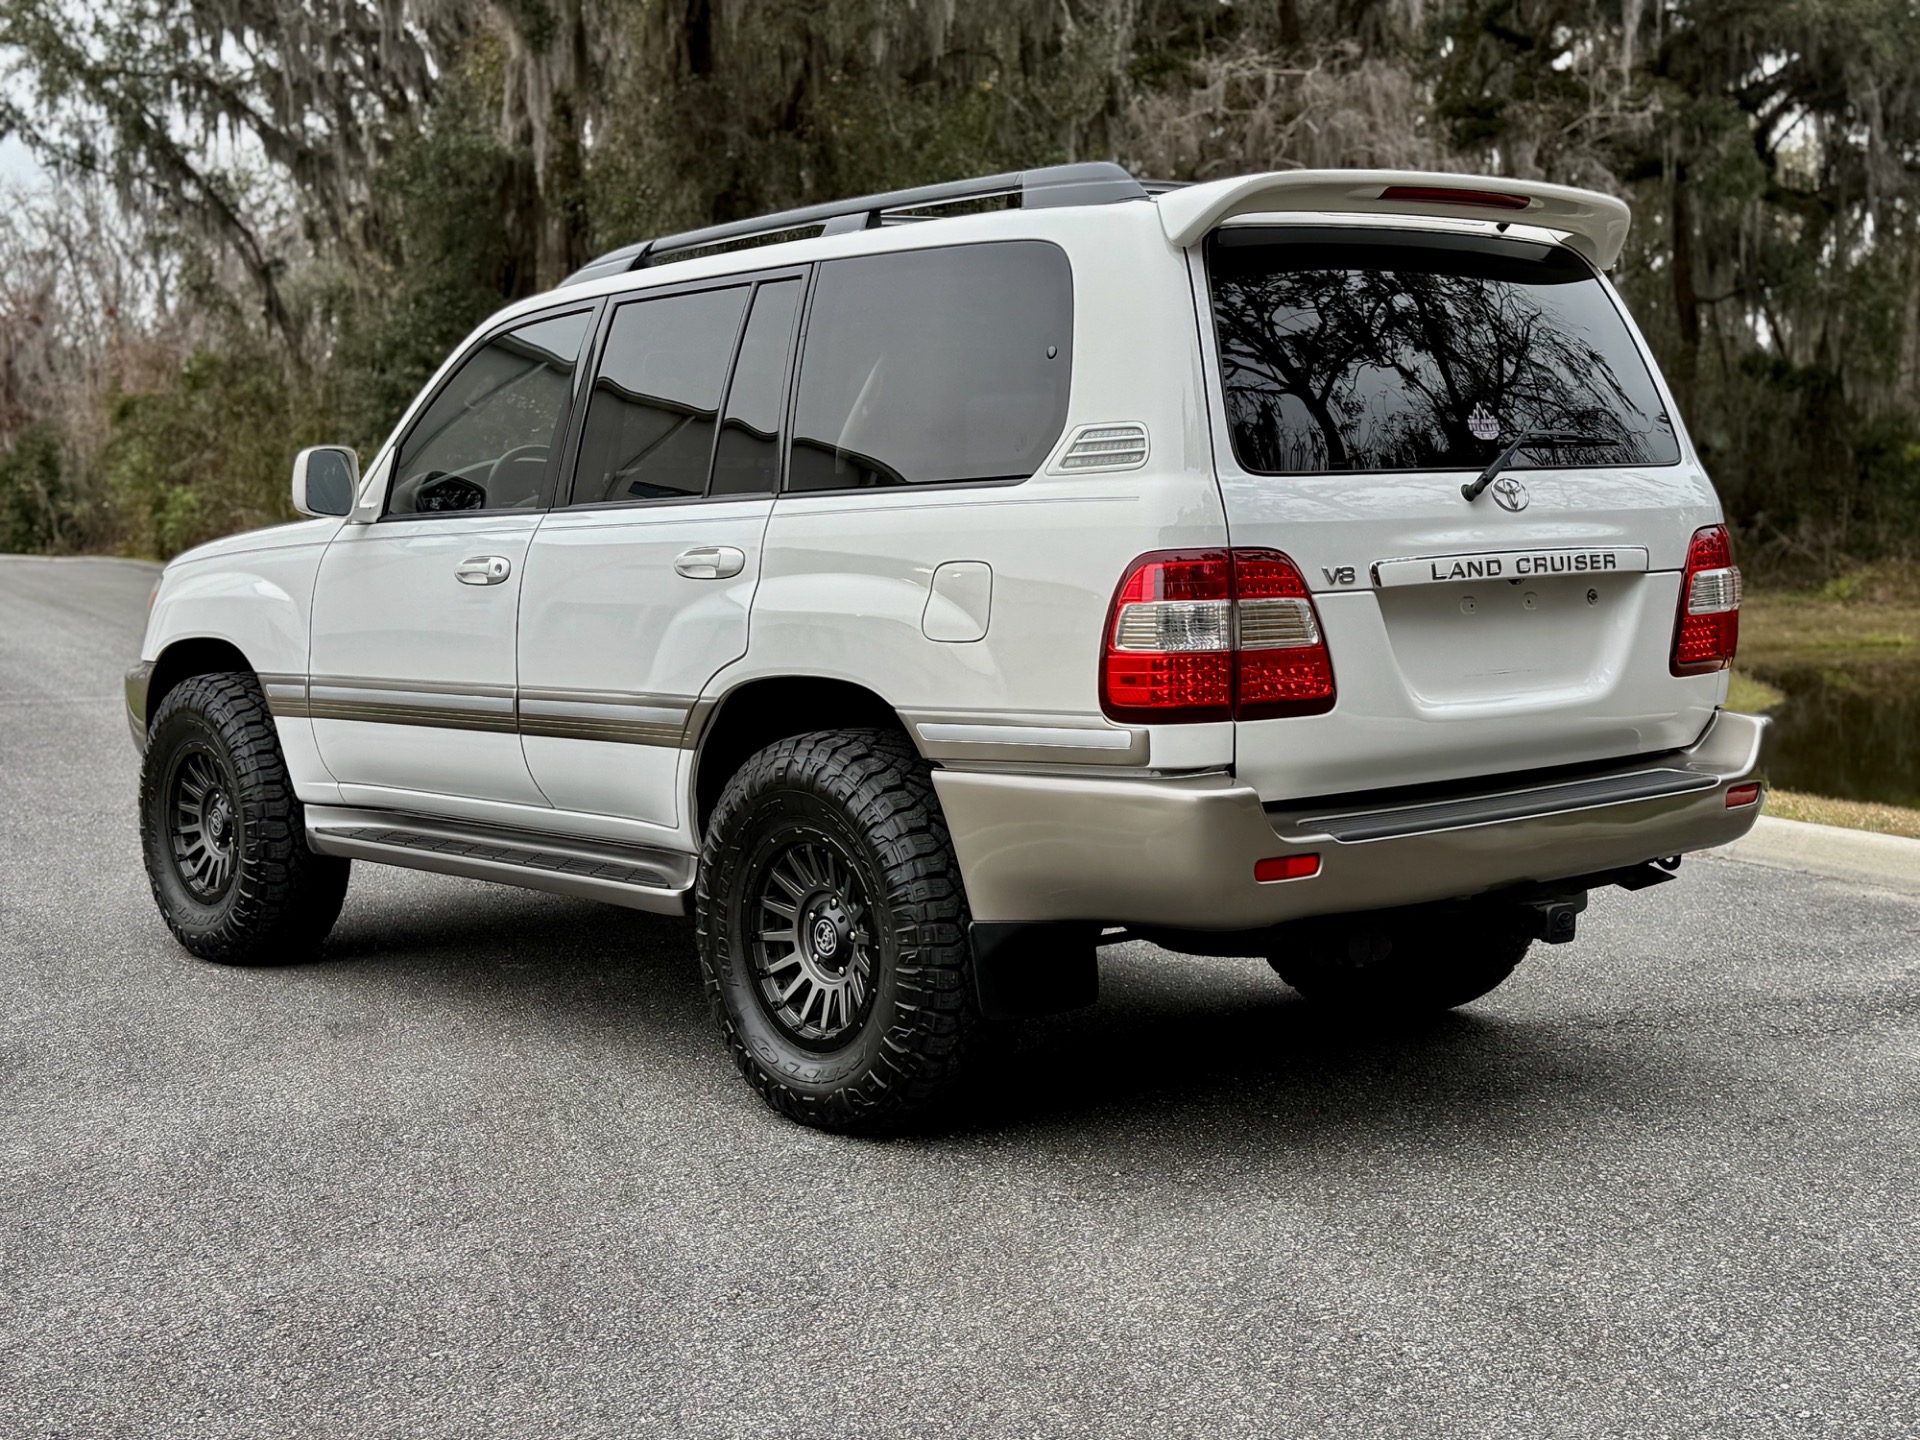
[{"left": 1057, "top": 423, "right": 1150, "bottom": 472}]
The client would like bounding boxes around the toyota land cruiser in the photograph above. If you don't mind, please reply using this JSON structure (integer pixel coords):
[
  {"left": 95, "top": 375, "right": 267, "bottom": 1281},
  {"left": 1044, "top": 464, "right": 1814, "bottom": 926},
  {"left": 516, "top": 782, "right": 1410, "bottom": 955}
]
[{"left": 127, "top": 164, "right": 1765, "bottom": 1130}]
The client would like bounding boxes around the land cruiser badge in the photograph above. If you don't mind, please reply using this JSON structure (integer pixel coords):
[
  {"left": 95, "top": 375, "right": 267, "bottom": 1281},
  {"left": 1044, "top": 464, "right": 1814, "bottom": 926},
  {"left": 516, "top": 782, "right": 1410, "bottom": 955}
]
[{"left": 1468, "top": 404, "right": 1501, "bottom": 441}]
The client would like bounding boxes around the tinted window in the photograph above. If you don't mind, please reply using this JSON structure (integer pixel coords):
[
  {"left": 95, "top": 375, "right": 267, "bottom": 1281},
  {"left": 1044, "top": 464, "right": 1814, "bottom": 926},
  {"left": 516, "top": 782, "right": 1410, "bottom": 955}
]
[
  {"left": 570, "top": 286, "right": 750, "bottom": 504},
  {"left": 790, "top": 242, "right": 1072, "bottom": 491},
  {"left": 388, "top": 310, "right": 591, "bottom": 516},
  {"left": 1207, "top": 229, "right": 1680, "bottom": 475},
  {"left": 711, "top": 279, "right": 801, "bottom": 497}
]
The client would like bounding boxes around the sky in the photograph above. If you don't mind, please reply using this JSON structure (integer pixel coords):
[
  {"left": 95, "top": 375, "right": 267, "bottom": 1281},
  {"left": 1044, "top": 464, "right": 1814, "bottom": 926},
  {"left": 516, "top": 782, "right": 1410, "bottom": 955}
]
[{"left": 0, "top": 133, "right": 41, "bottom": 186}]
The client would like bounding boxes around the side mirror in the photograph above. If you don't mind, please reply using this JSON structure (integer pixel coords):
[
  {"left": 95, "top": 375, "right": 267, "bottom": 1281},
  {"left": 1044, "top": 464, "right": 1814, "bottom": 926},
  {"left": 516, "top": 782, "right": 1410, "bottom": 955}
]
[{"left": 292, "top": 446, "right": 359, "bottom": 517}]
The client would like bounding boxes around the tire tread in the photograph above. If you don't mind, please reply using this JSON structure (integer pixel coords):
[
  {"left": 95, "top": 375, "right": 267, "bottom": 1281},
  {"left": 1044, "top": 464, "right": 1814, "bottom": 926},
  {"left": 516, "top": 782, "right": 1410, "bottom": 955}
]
[
  {"left": 695, "top": 728, "right": 975, "bottom": 1132},
  {"left": 140, "top": 671, "right": 348, "bottom": 964}
]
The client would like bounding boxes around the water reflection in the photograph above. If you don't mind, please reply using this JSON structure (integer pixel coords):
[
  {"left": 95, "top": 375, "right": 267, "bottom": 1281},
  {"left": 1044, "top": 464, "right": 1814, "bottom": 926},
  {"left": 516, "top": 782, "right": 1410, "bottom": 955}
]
[{"left": 1752, "top": 663, "right": 1920, "bottom": 807}]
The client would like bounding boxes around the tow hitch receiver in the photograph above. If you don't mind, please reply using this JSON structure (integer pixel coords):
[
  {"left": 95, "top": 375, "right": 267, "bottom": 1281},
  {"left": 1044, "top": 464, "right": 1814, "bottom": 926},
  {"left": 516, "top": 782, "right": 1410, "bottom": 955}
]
[
  {"left": 1513, "top": 859, "right": 1681, "bottom": 944},
  {"left": 1520, "top": 893, "right": 1588, "bottom": 944}
]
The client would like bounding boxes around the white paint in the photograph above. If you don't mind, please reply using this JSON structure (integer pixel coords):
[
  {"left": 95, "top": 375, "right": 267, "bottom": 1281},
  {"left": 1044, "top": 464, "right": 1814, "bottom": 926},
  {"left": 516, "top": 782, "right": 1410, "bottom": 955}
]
[{"left": 921, "top": 562, "right": 993, "bottom": 643}]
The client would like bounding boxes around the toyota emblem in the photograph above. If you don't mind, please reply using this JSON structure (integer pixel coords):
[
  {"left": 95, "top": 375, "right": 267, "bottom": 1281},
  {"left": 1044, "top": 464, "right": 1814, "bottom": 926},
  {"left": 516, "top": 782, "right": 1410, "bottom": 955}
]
[
  {"left": 812, "top": 917, "right": 839, "bottom": 957},
  {"left": 1490, "top": 476, "right": 1530, "bottom": 512}
]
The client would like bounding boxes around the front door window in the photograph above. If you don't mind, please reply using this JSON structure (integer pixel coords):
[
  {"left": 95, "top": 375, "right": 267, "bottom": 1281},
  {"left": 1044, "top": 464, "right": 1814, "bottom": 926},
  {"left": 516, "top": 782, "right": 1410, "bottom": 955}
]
[{"left": 387, "top": 310, "right": 592, "bottom": 516}]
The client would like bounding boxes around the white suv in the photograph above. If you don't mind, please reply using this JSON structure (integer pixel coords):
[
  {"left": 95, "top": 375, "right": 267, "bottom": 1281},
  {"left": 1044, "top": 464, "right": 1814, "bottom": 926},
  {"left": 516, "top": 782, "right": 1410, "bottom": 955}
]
[{"left": 128, "top": 164, "right": 1765, "bottom": 1130}]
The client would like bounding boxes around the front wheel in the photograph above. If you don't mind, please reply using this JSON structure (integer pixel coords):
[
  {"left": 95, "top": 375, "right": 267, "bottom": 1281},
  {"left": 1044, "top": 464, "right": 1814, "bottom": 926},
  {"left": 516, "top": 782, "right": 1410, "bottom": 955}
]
[
  {"left": 695, "top": 729, "right": 977, "bottom": 1133},
  {"left": 1268, "top": 905, "right": 1533, "bottom": 1013},
  {"left": 140, "top": 672, "right": 350, "bottom": 964}
]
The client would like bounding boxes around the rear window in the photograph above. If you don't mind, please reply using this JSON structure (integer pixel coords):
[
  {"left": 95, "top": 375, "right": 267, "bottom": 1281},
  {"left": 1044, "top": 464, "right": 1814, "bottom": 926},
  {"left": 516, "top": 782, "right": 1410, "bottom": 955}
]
[
  {"left": 1206, "top": 228, "right": 1680, "bottom": 475},
  {"left": 789, "top": 241, "right": 1073, "bottom": 490}
]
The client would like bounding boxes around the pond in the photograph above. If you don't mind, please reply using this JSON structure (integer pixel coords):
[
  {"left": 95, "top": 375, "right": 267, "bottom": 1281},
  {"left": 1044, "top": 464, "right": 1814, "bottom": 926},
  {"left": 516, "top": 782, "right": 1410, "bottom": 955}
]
[{"left": 1748, "top": 663, "right": 1920, "bottom": 809}]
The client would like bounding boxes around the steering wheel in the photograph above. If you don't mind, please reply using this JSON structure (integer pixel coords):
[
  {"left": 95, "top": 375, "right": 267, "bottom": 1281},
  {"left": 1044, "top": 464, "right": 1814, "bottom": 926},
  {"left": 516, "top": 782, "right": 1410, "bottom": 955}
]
[{"left": 487, "top": 443, "right": 551, "bottom": 503}]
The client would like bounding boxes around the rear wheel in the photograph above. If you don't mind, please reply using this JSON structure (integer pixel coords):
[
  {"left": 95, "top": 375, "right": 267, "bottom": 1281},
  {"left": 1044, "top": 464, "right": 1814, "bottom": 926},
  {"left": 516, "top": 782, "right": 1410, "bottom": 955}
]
[
  {"left": 140, "top": 672, "right": 350, "bottom": 964},
  {"left": 695, "top": 729, "right": 976, "bottom": 1133},
  {"left": 1269, "top": 905, "right": 1533, "bottom": 1012}
]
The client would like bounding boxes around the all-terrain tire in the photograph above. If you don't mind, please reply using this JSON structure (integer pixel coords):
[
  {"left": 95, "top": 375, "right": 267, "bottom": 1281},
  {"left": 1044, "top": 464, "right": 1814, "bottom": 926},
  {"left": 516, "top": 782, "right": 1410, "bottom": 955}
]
[
  {"left": 695, "top": 728, "right": 977, "bottom": 1133},
  {"left": 140, "top": 671, "right": 350, "bottom": 964},
  {"left": 1269, "top": 905, "right": 1533, "bottom": 1012}
]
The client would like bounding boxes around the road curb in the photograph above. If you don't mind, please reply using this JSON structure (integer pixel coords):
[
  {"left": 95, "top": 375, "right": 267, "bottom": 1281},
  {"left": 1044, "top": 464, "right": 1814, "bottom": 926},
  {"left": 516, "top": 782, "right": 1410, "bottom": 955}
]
[
  {"left": 1714, "top": 814, "right": 1920, "bottom": 899},
  {"left": 0, "top": 554, "right": 162, "bottom": 571}
]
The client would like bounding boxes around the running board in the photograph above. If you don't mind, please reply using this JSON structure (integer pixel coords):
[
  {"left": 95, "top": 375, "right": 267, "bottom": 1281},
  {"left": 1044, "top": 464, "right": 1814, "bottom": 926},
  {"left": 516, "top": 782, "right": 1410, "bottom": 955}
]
[{"left": 304, "top": 806, "right": 694, "bottom": 916}]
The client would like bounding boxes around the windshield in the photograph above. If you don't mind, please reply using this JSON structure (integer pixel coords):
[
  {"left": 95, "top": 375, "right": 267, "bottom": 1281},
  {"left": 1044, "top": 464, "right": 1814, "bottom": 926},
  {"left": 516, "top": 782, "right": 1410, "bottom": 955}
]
[{"left": 1205, "top": 228, "right": 1680, "bottom": 476}]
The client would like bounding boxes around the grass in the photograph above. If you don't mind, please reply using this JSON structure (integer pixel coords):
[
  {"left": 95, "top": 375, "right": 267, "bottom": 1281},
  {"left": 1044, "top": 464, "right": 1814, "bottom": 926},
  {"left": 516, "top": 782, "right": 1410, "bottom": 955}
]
[
  {"left": 1724, "top": 670, "right": 1784, "bottom": 713},
  {"left": 1736, "top": 561, "right": 1920, "bottom": 676},
  {"left": 1765, "top": 789, "right": 1920, "bottom": 841},
  {"left": 1728, "top": 560, "right": 1920, "bottom": 841}
]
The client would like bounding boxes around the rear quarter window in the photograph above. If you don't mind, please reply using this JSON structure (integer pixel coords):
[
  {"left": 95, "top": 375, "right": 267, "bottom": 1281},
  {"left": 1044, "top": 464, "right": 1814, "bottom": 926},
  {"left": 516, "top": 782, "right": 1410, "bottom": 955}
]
[
  {"left": 789, "top": 241, "right": 1073, "bottom": 490},
  {"left": 1206, "top": 228, "right": 1680, "bottom": 475}
]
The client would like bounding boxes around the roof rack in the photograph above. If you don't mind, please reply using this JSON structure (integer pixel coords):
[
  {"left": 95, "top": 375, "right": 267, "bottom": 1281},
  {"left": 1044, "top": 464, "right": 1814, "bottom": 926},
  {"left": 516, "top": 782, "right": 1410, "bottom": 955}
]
[{"left": 560, "top": 162, "right": 1148, "bottom": 287}]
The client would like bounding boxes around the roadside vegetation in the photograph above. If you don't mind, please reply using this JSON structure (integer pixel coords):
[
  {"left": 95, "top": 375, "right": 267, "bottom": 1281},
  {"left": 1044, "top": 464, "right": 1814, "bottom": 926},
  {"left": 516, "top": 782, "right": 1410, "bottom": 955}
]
[
  {"left": 1726, "top": 562, "right": 1920, "bottom": 831},
  {"left": 1738, "top": 563, "right": 1920, "bottom": 673},
  {"left": 1765, "top": 791, "right": 1920, "bottom": 842},
  {"left": 2, "top": 0, "right": 1919, "bottom": 574}
]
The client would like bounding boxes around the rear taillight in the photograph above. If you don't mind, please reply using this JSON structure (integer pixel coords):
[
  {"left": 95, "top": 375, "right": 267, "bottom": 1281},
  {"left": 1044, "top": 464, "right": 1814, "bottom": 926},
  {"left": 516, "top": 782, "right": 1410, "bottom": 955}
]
[
  {"left": 1231, "top": 550, "right": 1337, "bottom": 720},
  {"left": 1100, "top": 549, "right": 1336, "bottom": 723},
  {"left": 1671, "top": 524, "right": 1742, "bottom": 675}
]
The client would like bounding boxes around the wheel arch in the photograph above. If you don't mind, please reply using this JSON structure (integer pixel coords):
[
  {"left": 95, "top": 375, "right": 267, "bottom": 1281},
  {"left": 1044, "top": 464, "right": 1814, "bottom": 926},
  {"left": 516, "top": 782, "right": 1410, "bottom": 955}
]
[
  {"left": 690, "top": 675, "right": 914, "bottom": 839},
  {"left": 145, "top": 636, "right": 257, "bottom": 729}
]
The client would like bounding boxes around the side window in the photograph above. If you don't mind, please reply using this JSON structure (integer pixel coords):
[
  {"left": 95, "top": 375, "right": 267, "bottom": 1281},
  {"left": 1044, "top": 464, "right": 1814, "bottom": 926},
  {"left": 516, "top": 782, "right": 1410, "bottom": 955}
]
[
  {"left": 569, "top": 286, "right": 750, "bottom": 505},
  {"left": 711, "top": 279, "right": 802, "bottom": 497},
  {"left": 789, "top": 242, "right": 1073, "bottom": 492},
  {"left": 388, "top": 310, "right": 591, "bottom": 517}
]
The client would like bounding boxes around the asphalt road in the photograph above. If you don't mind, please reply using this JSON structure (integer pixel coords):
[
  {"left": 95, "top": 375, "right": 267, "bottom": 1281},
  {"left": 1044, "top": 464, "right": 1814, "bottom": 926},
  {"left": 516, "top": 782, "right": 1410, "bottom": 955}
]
[{"left": 3, "top": 554, "right": 1917, "bottom": 1439}]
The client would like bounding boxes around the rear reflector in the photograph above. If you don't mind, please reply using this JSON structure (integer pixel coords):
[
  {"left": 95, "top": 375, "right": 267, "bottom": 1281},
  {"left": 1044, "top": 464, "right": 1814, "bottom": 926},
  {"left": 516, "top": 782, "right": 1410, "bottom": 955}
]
[
  {"left": 1378, "top": 184, "right": 1532, "bottom": 212},
  {"left": 1255, "top": 854, "right": 1321, "bottom": 883},
  {"left": 1671, "top": 525, "right": 1743, "bottom": 675},
  {"left": 1725, "top": 782, "right": 1762, "bottom": 809},
  {"left": 1101, "top": 549, "right": 1336, "bottom": 723}
]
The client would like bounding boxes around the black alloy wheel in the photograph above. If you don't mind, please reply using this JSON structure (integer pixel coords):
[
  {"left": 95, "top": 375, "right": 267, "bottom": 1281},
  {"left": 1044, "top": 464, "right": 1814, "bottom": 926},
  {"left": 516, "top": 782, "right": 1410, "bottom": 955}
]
[
  {"left": 746, "top": 833, "right": 878, "bottom": 1049},
  {"left": 164, "top": 742, "right": 241, "bottom": 902}
]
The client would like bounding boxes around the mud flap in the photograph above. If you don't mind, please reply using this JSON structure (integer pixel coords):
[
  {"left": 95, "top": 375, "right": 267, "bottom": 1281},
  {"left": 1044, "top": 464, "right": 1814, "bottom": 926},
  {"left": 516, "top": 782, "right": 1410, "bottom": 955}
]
[{"left": 969, "top": 921, "right": 1100, "bottom": 1020}]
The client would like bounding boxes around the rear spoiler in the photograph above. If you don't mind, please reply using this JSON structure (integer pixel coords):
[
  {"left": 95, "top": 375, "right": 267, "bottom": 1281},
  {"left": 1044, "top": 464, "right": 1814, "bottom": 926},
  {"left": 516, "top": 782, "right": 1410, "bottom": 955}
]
[{"left": 1155, "top": 170, "right": 1632, "bottom": 270}]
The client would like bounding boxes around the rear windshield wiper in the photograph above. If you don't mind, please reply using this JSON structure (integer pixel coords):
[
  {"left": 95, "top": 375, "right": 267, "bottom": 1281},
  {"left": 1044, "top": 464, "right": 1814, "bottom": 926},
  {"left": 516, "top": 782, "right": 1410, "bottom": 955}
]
[{"left": 1462, "top": 430, "right": 1622, "bottom": 501}]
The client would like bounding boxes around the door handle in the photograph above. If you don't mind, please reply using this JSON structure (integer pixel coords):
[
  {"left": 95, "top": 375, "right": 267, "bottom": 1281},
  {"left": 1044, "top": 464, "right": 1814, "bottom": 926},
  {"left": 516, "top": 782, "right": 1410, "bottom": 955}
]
[
  {"left": 674, "top": 545, "right": 746, "bottom": 580},
  {"left": 455, "top": 555, "right": 512, "bottom": 586}
]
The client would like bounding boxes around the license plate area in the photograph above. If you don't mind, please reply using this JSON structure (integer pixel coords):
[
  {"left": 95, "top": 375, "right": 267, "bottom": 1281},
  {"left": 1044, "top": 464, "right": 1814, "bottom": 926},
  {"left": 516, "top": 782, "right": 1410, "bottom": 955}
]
[{"left": 1375, "top": 570, "right": 1644, "bottom": 705}]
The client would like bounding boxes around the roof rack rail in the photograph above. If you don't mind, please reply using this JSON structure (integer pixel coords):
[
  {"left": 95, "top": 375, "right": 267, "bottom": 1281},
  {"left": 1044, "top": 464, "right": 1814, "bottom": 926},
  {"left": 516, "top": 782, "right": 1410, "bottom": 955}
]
[{"left": 561, "top": 162, "right": 1147, "bottom": 288}]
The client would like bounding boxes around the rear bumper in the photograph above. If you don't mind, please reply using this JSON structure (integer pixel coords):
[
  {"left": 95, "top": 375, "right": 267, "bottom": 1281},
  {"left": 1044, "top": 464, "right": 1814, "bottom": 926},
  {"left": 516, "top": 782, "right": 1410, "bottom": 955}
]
[{"left": 932, "top": 710, "right": 1767, "bottom": 928}]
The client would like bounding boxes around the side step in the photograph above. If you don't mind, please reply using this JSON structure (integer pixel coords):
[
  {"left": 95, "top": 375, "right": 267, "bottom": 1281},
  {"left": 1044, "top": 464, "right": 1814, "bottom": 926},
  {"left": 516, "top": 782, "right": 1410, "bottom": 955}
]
[{"left": 305, "top": 806, "right": 695, "bottom": 916}]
